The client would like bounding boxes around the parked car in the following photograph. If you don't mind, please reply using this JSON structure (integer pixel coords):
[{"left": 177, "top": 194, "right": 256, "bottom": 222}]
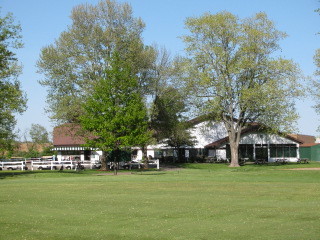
[
  {"left": 122, "top": 161, "right": 143, "bottom": 169},
  {"left": 60, "top": 161, "right": 75, "bottom": 170},
  {"left": 1, "top": 161, "right": 26, "bottom": 170},
  {"left": 92, "top": 161, "right": 101, "bottom": 169},
  {"left": 32, "top": 162, "right": 52, "bottom": 170}
]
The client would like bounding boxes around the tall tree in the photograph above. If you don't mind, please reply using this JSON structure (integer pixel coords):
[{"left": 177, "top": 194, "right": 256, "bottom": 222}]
[
  {"left": 29, "top": 124, "right": 49, "bottom": 144},
  {"left": 37, "top": 0, "right": 154, "bottom": 124},
  {"left": 313, "top": 49, "right": 320, "bottom": 124},
  {"left": 139, "top": 45, "right": 185, "bottom": 161},
  {"left": 312, "top": 8, "right": 320, "bottom": 130},
  {"left": 0, "top": 10, "right": 27, "bottom": 157},
  {"left": 150, "top": 86, "right": 195, "bottom": 158},
  {"left": 79, "top": 53, "right": 150, "bottom": 173},
  {"left": 181, "top": 11, "right": 301, "bottom": 167}
]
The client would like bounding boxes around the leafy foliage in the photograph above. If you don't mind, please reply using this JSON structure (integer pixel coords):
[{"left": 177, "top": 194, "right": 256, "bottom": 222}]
[
  {"left": 0, "top": 10, "right": 27, "bottom": 157},
  {"left": 37, "top": 0, "right": 154, "bottom": 124},
  {"left": 29, "top": 124, "right": 49, "bottom": 144},
  {"left": 150, "top": 86, "right": 195, "bottom": 151},
  {"left": 181, "top": 11, "right": 302, "bottom": 166},
  {"left": 313, "top": 50, "right": 320, "bottom": 116},
  {"left": 79, "top": 52, "right": 150, "bottom": 154}
]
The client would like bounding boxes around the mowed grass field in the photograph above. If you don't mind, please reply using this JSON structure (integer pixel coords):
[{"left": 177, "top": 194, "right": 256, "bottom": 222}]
[{"left": 0, "top": 163, "right": 320, "bottom": 240}]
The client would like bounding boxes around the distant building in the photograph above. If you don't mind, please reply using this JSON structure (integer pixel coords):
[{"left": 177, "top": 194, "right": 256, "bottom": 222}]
[
  {"left": 52, "top": 124, "right": 101, "bottom": 163},
  {"left": 53, "top": 119, "right": 305, "bottom": 163},
  {"left": 290, "top": 134, "right": 320, "bottom": 161}
]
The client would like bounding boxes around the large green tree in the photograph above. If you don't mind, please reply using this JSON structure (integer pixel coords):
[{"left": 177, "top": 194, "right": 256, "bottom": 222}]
[
  {"left": 79, "top": 53, "right": 150, "bottom": 173},
  {"left": 313, "top": 49, "right": 320, "bottom": 122},
  {"left": 29, "top": 124, "right": 49, "bottom": 144},
  {"left": 312, "top": 8, "right": 320, "bottom": 130},
  {"left": 0, "top": 10, "right": 27, "bottom": 157},
  {"left": 37, "top": 0, "right": 154, "bottom": 124},
  {"left": 19, "top": 123, "right": 50, "bottom": 157},
  {"left": 181, "top": 11, "right": 301, "bottom": 167}
]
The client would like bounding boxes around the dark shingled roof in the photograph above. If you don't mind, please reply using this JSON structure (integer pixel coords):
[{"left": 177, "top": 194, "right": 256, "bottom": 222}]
[
  {"left": 53, "top": 124, "right": 86, "bottom": 146},
  {"left": 288, "top": 134, "right": 316, "bottom": 147}
]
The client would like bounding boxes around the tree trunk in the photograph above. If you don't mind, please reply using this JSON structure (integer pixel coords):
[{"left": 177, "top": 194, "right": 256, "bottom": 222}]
[
  {"left": 224, "top": 120, "right": 241, "bottom": 168},
  {"left": 114, "top": 148, "right": 120, "bottom": 175},
  {"left": 141, "top": 145, "right": 148, "bottom": 169},
  {"left": 114, "top": 162, "right": 118, "bottom": 175},
  {"left": 229, "top": 140, "right": 240, "bottom": 167},
  {"left": 100, "top": 151, "right": 107, "bottom": 170}
]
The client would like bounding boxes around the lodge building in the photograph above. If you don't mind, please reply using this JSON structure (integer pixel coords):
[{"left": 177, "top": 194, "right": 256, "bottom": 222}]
[{"left": 52, "top": 118, "right": 312, "bottom": 164}]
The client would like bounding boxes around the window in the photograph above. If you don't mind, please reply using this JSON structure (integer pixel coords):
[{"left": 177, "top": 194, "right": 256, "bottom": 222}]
[{"left": 270, "top": 144, "right": 297, "bottom": 158}]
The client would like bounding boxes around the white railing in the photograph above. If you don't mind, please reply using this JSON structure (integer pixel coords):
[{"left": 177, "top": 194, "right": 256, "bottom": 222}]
[
  {"left": 0, "top": 159, "right": 159, "bottom": 171},
  {"left": 29, "top": 160, "right": 101, "bottom": 171},
  {"left": 0, "top": 161, "right": 25, "bottom": 171}
]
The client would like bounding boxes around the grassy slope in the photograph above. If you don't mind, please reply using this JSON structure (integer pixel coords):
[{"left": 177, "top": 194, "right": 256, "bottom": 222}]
[{"left": 0, "top": 163, "right": 320, "bottom": 240}]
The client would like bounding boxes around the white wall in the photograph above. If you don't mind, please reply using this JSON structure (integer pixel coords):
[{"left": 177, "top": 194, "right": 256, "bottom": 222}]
[
  {"left": 216, "top": 149, "right": 226, "bottom": 159},
  {"left": 56, "top": 150, "right": 103, "bottom": 163},
  {"left": 240, "top": 133, "right": 298, "bottom": 145},
  {"left": 134, "top": 149, "right": 155, "bottom": 161},
  {"left": 189, "top": 122, "right": 228, "bottom": 148}
]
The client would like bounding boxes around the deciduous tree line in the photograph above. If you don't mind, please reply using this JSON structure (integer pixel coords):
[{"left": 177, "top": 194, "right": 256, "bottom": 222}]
[{"left": 1, "top": 0, "right": 319, "bottom": 166}]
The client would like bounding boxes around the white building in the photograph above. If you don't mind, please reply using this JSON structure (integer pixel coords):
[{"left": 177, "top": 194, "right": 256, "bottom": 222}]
[
  {"left": 52, "top": 124, "right": 102, "bottom": 163},
  {"left": 134, "top": 120, "right": 301, "bottom": 163},
  {"left": 53, "top": 120, "right": 302, "bottom": 163}
]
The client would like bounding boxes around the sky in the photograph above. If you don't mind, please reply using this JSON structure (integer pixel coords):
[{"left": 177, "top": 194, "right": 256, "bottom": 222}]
[{"left": 2, "top": 0, "right": 320, "bottom": 139}]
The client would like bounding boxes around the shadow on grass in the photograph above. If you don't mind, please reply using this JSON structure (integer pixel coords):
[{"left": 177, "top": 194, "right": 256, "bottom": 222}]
[
  {"left": 179, "top": 162, "right": 319, "bottom": 171},
  {"left": 0, "top": 171, "right": 37, "bottom": 179},
  {"left": 131, "top": 171, "right": 166, "bottom": 175},
  {"left": 0, "top": 170, "right": 88, "bottom": 180}
]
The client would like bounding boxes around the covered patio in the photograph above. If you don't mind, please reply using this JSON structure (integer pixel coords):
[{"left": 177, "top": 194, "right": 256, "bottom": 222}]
[{"left": 206, "top": 132, "right": 302, "bottom": 163}]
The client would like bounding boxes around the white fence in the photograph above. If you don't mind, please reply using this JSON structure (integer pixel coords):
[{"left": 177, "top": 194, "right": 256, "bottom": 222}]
[
  {"left": 0, "top": 161, "right": 26, "bottom": 171},
  {"left": 30, "top": 160, "right": 101, "bottom": 171},
  {"left": 0, "top": 159, "right": 160, "bottom": 171}
]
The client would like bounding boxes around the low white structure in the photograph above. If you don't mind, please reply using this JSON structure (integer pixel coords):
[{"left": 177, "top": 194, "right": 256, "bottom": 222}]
[
  {"left": 134, "top": 121, "right": 301, "bottom": 163},
  {"left": 205, "top": 131, "right": 300, "bottom": 162},
  {"left": 52, "top": 124, "right": 103, "bottom": 164},
  {"left": 53, "top": 120, "right": 301, "bottom": 164}
]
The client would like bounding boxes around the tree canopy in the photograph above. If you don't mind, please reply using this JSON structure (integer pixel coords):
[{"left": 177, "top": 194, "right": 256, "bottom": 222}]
[
  {"left": 37, "top": 0, "right": 155, "bottom": 124},
  {"left": 312, "top": 8, "right": 320, "bottom": 130},
  {"left": 79, "top": 52, "right": 150, "bottom": 170},
  {"left": 0, "top": 10, "right": 27, "bottom": 157},
  {"left": 180, "top": 11, "right": 302, "bottom": 166},
  {"left": 29, "top": 124, "right": 49, "bottom": 144},
  {"left": 150, "top": 86, "right": 195, "bottom": 152}
]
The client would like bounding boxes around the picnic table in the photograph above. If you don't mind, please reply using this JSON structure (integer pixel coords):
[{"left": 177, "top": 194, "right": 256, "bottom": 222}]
[
  {"left": 254, "top": 159, "right": 268, "bottom": 165},
  {"left": 297, "top": 158, "right": 309, "bottom": 164},
  {"left": 275, "top": 158, "right": 288, "bottom": 165}
]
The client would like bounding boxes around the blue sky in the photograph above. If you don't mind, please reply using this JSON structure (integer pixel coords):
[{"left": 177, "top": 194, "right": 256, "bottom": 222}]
[{"left": 2, "top": 0, "right": 320, "bottom": 138}]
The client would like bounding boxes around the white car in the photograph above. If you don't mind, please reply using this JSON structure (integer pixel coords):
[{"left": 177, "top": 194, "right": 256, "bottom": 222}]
[
  {"left": 0, "top": 161, "right": 26, "bottom": 170},
  {"left": 59, "top": 161, "right": 75, "bottom": 170},
  {"left": 32, "top": 162, "right": 52, "bottom": 170}
]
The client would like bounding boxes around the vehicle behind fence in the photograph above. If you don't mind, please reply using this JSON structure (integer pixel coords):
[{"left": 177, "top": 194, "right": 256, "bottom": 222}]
[
  {"left": 0, "top": 160, "right": 27, "bottom": 171},
  {"left": 0, "top": 159, "right": 101, "bottom": 171},
  {"left": 0, "top": 159, "right": 159, "bottom": 171}
]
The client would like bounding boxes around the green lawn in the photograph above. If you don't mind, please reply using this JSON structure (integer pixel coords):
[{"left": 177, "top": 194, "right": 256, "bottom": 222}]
[{"left": 0, "top": 163, "right": 320, "bottom": 240}]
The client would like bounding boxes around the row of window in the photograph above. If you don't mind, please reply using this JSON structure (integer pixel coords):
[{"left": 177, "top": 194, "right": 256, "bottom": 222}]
[
  {"left": 59, "top": 144, "right": 298, "bottom": 160},
  {"left": 229, "top": 144, "right": 297, "bottom": 159}
]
